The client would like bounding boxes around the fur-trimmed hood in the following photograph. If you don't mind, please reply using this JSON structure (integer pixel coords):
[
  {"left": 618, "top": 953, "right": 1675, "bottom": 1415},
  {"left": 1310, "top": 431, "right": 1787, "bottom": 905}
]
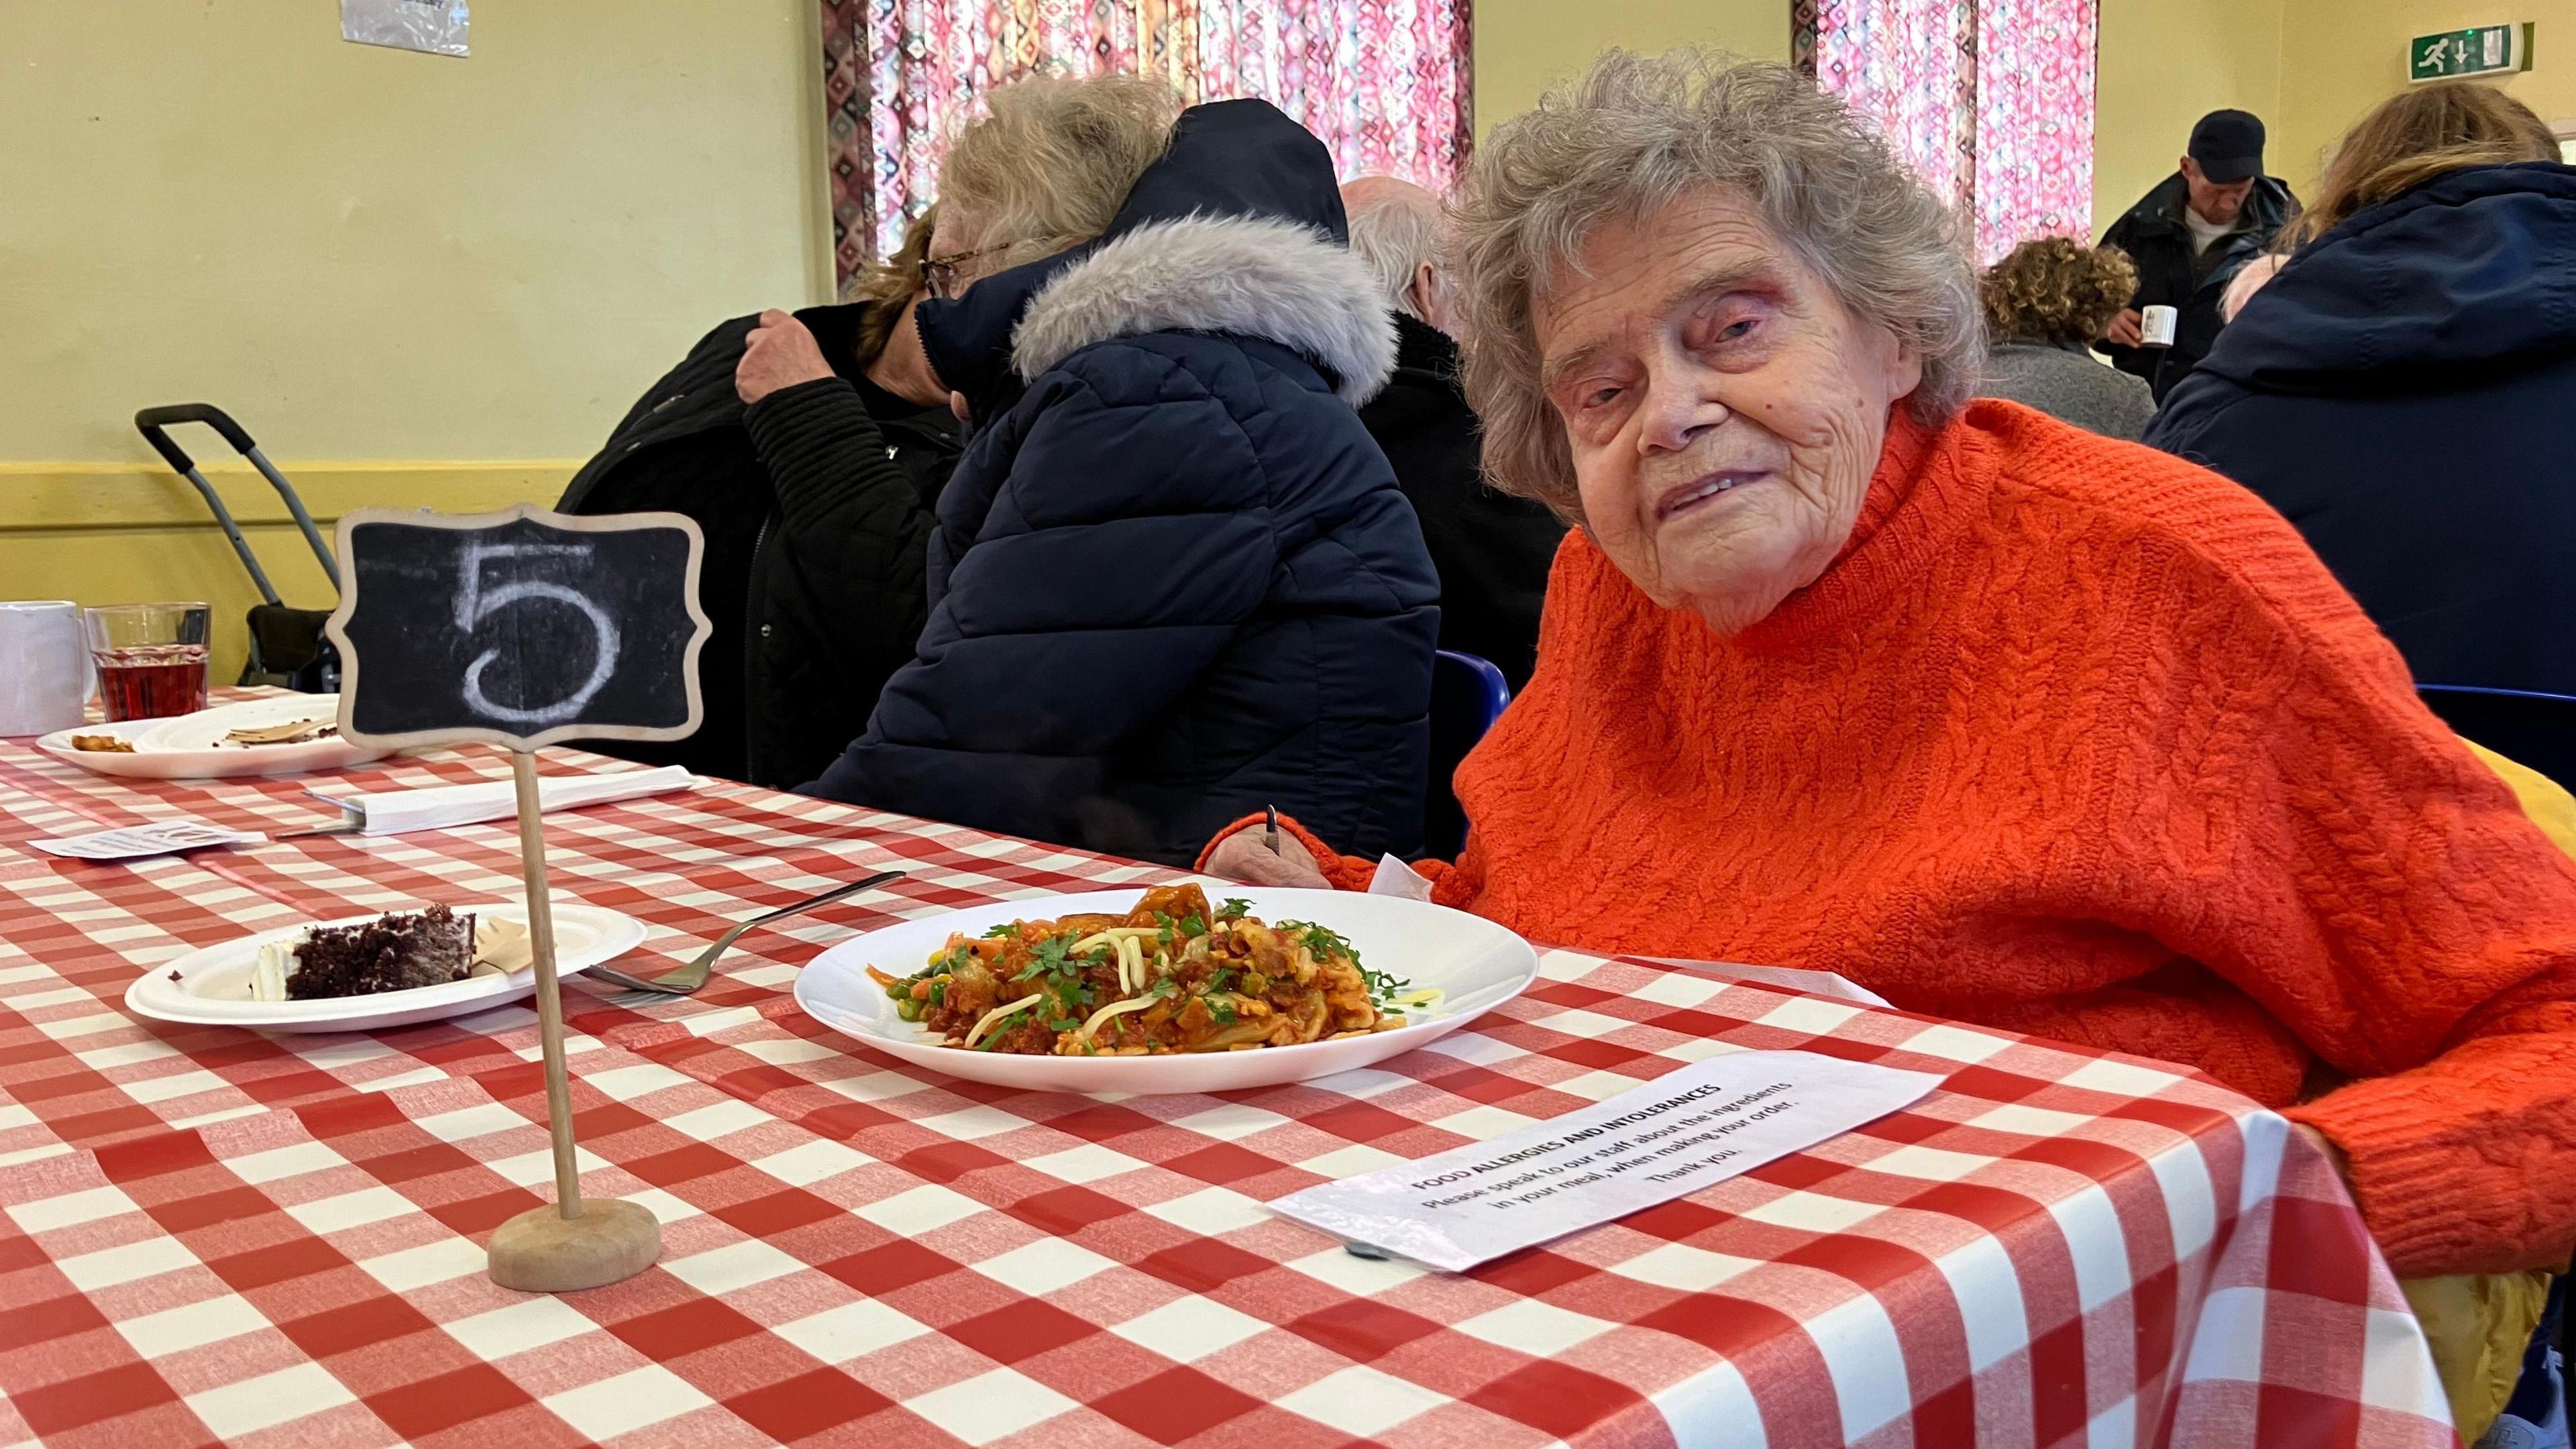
[
  {"left": 914, "top": 99, "right": 1388, "bottom": 413},
  {"left": 1010, "top": 215, "right": 1395, "bottom": 403}
]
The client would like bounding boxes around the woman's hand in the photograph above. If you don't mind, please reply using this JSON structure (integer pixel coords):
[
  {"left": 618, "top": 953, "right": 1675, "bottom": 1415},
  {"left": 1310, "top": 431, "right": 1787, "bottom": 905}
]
[
  {"left": 737, "top": 309, "right": 836, "bottom": 405},
  {"left": 1203, "top": 824, "right": 1329, "bottom": 888},
  {"left": 2102, "top": 308, "right": 2145, "bottom": 347}
]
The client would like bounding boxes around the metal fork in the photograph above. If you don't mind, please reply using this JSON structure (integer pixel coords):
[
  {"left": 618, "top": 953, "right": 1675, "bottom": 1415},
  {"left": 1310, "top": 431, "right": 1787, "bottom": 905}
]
[{"left": 587, "top": 869, "right": 906, "bottom": 996}]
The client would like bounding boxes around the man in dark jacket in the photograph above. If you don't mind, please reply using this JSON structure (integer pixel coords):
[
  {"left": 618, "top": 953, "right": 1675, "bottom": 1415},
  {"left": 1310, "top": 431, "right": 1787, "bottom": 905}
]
[
  {"left": 806, "top": 97, "right": 1441, "bottom": 865},
  {"left": 1343, "top": 176, "right": 1564, "bottom": 690},
  {"left": 2099, "top": 109, "right": 2298, "bottom": 401},
  {"left": 2148, "top": 162, "right": 2576, "bottom": 698},
  {"left": 557, "top": 299, "right": 961, "bottom": 790}
]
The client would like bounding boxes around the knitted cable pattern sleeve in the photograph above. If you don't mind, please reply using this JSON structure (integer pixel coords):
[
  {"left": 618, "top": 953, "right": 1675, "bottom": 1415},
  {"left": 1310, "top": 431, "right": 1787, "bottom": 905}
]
[{"left": 2104, "top": 498, "right": 2576, "bottom": 1276}]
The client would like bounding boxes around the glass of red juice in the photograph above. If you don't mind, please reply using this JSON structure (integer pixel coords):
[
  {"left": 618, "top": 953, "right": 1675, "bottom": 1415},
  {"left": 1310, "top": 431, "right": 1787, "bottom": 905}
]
[{"left": 84, "top": 603, "right": 211, "bottom": 722}]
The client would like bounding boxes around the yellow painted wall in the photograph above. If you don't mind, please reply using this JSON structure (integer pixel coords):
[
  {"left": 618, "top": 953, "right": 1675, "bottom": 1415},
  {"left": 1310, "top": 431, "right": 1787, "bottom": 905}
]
[
  {"left": 2273, "top": 1, "right": 2576, "bottom": 193},
  {"left": 1, "top": 1, "right": 828, "bottom": 681},
  {"left": 1470, "top": 0, "right": 1790, "bottom": 139}
]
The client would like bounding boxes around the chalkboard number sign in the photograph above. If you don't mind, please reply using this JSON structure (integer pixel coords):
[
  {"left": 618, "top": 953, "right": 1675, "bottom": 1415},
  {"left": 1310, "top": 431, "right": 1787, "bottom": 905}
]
[
  {"left": 324, "top": 504, "right": 708, "bottom": 1293},
  {"left": 325, "top": 506, "right": 710, "bottom": 751}
]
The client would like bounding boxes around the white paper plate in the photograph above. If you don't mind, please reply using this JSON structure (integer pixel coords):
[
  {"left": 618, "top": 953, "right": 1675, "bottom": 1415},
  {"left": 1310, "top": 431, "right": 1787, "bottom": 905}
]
[
  {"left": 38, "top": 695, "right": 388, "bottom": 780},
  {"left": 794, "top": 886, "right": 1540, "bottom": 1094},
  {"left": 125, "top": 901, "right": 647, "bottom": 1034}
]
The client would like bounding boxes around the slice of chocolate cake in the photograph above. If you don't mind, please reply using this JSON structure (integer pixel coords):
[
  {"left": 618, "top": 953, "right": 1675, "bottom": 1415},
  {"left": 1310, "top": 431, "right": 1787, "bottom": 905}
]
[{"left": 283, "top": 905, "right": 478, "bottom": 1000}]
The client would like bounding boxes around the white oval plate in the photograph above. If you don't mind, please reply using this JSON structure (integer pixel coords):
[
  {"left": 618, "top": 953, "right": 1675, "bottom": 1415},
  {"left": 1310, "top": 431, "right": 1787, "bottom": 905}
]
[
  {"left": 39, "top": 695, "right": 388, "bottom": 780},
  {"left": 795, "top": 886, "right": 1540, "bottom": 1095},
  {"left": 125, "top": 901, "right": 647, "bottom": 1034}
]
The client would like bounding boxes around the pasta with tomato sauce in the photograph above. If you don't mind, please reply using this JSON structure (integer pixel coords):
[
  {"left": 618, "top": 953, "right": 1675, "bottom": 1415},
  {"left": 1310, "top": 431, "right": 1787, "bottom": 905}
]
[{"left": 867, "top": 885, "right": 1437, "bottom": 1055}]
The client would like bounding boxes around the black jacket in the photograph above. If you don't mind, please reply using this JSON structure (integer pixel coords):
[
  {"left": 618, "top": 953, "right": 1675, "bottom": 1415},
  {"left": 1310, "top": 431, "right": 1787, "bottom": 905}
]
[
  {"left": 806, "top": 100, "right": 1440, "bottom": 865},
  {"left": 1358, "top": 313, "right": 1564, "bottom": 690},
  {"left": 2100, "top": 172, "right": 2297, "bottom": 400},
  {"left": 557, "top": 304, "right": 961, "bottom": 788},
  {"left": 2147, "top": 162, "right": 2576, "bottom": 696}
]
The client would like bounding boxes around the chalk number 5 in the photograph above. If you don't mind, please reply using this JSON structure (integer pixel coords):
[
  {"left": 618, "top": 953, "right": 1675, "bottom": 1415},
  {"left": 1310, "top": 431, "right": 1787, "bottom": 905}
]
[{"left": 456, "top": 543, "right": 621, "bottom": 725}]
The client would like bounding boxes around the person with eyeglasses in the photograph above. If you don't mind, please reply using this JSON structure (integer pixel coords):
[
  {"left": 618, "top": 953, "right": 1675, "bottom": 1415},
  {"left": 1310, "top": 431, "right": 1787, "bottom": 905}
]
[
  {"left": 555, "top": 76, "right": 1179, "bottom": 790},
  {"left": 803, "top": 77, "right": 1442, "bottom": 867}
]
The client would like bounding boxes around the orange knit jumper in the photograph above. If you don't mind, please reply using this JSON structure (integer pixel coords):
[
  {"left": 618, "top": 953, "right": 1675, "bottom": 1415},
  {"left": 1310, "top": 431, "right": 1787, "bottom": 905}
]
[{"left": 1233, "top": 401, "right": 2576, "bottom": 1278}]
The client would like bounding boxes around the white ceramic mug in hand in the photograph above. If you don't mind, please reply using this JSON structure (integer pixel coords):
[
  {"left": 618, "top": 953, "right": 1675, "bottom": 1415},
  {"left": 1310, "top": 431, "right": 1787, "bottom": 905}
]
[
  {"left": 0, "top": 601, "right": 91, "bottom": 737},
  {"left": 2140, "top": 304, "right": 2180, "bottom": 347}
]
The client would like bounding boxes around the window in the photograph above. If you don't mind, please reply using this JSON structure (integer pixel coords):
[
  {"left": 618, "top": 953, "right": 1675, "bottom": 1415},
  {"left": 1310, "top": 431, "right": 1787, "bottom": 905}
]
[
  {"left": 1794, "top": 0, "right": 2096, "bottom": 263},
  {"left": 822, "top": 0, "right": 1473, "bottom": 282}
]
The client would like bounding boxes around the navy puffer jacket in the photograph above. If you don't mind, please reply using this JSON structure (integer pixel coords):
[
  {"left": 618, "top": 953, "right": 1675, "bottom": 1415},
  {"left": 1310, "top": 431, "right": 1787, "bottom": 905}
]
[
  {"left": 2148, "top": 162, "right": 2576, "bottom": 695},
  {"left": 803, "top": 100, "right": 1440, "bottom": 864}
]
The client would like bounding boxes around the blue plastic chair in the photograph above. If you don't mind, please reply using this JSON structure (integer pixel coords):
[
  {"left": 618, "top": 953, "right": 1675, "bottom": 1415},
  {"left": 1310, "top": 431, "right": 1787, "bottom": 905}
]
[
  {"left": 2416, "top": 684, "right": 2576, "bottom": 793},
  {"left": 1424, "top": 650, "right": 1512, "bottom": 858}
]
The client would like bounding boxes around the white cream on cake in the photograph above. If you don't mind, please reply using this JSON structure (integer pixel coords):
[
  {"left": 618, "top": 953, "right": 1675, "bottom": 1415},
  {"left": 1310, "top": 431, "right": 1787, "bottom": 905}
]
[{"left": 251, "top": 939, "right": 297, "bottom": 1002}]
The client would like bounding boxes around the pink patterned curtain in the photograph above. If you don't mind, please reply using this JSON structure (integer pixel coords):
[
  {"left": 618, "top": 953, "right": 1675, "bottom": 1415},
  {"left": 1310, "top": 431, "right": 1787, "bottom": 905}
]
[
  {"left": 1794, "top": 0, "right": 2095, "bottom": 264},
  {"left": 828, "top": 0, "right": 1472, "bottom": 277}
]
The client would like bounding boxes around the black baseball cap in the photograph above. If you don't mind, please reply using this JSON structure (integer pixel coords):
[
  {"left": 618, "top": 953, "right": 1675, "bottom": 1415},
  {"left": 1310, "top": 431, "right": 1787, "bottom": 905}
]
[{"left": 2188, "top": 110, "right": 2265, "bottom": 184}]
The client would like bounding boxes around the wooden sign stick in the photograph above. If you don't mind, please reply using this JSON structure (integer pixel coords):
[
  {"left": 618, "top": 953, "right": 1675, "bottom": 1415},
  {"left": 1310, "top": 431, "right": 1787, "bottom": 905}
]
[
  {"left": 512, "top": 749, "right": 582, "bottom": 1217},
  {"left": 484, "top": 749, "right": 659, "bottom": 1291},
  {"left": 326, "top": 504, "right": 705, "bottom": 1294}
]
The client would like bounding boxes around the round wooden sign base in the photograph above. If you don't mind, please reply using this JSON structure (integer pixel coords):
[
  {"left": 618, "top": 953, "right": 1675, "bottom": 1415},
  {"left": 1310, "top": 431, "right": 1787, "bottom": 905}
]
[{"left": 488, "top": 1197, "right": 661, "bottom": 1292}]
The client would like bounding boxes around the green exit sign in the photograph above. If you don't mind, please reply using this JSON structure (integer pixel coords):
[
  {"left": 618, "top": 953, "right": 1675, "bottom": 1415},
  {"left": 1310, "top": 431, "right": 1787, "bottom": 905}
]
[{"left": 2410, "top": 22, "right": 2534, "bottom": 81}]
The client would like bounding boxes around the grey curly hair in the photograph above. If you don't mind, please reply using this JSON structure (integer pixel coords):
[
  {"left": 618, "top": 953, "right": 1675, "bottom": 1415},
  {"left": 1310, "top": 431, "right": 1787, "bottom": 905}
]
[{"left": 1450, "top": 50, "right": 1984, "bottom": 518}]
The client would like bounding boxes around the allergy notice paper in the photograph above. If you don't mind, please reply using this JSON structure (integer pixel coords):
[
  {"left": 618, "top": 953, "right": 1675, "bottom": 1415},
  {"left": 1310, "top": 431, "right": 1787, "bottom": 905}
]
[{"left": 1268, "top": 1051, "right": 1942, "bottom": 1271}]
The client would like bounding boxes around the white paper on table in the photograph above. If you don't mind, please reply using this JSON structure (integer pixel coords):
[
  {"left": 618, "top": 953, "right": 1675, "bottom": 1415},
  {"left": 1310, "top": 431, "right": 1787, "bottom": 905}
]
[
  {"left": 1635, "top": 955, "right": 1892, "bottom": 1008},
  {"left": 1269, "top": 1050, "right": 1941, "bottom": 1271},
  {"left": 309, "top": 764, "right": 694, "bottom": 835},
  {"left": 1366, "top": 853, "right": 1436, "bottom": 902},
  {"left": 31, "top": 819, "right": 267, "bottom": 861}
]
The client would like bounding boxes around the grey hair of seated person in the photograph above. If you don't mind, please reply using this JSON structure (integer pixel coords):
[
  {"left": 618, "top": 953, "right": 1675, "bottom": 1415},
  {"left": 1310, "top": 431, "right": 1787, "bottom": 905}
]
[
  {"left": 1342, "top": 176, "right": 1446, "bottom": 321},
  {"left": 936, "top": 72, "right": 1181, "bottom": 276},
  {"left": 1448, "top": 48, "right": 1984, "bottom": 518}
]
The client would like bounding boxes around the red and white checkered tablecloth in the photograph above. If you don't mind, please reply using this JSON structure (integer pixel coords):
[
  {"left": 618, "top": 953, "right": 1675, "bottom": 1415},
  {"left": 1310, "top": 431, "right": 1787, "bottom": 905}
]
[{"left": 0, "top": 721, "right": 2458, "bottom": 1448}]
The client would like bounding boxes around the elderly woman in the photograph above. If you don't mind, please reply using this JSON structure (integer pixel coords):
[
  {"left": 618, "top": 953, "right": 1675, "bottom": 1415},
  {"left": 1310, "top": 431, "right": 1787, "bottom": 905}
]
[
  {"left": 1210, "top": 51, "right": 2576, "bottom": 1307},
  {"left": 805, "top": 78, "right": 1439, "bottom": 865}
]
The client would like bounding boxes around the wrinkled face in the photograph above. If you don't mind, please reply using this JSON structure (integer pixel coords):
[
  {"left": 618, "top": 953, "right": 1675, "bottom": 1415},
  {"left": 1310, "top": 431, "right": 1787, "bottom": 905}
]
[
  {"left": 1533, "top": 190, "right": 1921, "bottom": 635},
  {"left": 2180, "top": 156, "right": 2254, "bottom": 226}
]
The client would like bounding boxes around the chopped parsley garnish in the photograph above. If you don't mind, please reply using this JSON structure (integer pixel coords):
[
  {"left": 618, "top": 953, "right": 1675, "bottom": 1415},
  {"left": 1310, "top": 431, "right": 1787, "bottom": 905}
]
[
  {"left": 982, "top": 924, "right": 1017, "bottom": 938},
  {"left": 1014, "top": 932, "right": 1078, "bottom": 981},
  {"left": 1277, "top": 920, "right": 1361, "bottom": 969},
  {"left": 1206, "top": 966, "right": 1238, "bottom": 994},
  {"left": 1049, "top": 1016, "right": 1080, "bottom": 1032},
  {"left": 1216, "top": 897, "right": 1252, "bottom": 921},
  {"left": 1210, "top": 998, "right": 1238, "bottom": 1024},
  {"left": 1360, "top": 966, "right": 1411, "bottom": 1002},
  {"left": 1177, "top": 914, "right": 1207, "bottom": 936},
  {"left": 973, "top": 998, "right": 1038, "bottom": 1049}
]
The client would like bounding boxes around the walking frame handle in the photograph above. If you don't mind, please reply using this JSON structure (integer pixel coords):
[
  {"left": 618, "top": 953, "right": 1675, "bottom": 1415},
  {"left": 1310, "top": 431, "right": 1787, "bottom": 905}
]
[{"left": 133, "top": 405, "right": 341, "bottom": 598}]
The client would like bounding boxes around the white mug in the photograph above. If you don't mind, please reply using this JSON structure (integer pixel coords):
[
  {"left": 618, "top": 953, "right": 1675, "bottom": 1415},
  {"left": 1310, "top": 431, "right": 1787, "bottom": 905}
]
[
  {"left": 0, "top": 601, "right": 91, "bottom": 737},
  {"left": 2140, "top": 304, "right": 2180, "bottom": 347}
]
